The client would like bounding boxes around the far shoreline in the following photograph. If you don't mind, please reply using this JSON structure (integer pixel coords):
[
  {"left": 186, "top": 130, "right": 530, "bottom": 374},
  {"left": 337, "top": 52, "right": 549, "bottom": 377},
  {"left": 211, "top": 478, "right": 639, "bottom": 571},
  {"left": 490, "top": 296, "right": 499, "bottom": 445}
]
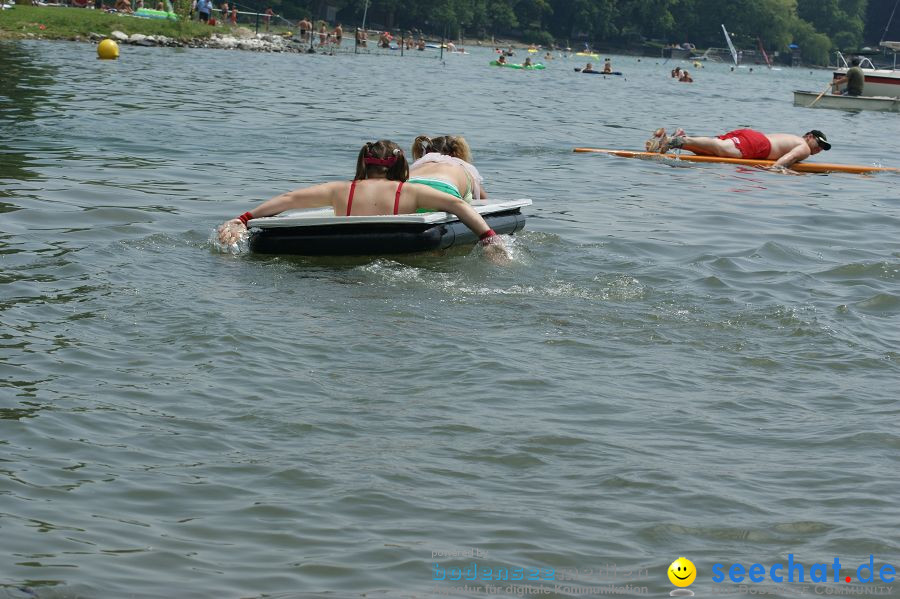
[{"left": 0, "top": 5, "right": 834, "bottom": 68}]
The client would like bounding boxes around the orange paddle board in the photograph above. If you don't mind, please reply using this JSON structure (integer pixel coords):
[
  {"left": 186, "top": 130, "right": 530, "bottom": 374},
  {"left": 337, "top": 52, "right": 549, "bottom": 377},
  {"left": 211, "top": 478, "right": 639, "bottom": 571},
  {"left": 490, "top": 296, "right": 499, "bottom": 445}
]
[{"left": 573, "top": 148, "right": 899, "bottom": 174}]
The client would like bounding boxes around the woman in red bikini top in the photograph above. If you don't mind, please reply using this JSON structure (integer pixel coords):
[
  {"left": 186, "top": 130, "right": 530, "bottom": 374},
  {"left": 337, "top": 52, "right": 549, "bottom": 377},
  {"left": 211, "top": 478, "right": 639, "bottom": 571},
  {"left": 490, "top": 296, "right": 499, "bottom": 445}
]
[{"left": 217, "top": 140, "right": 504, "bottom": 253}]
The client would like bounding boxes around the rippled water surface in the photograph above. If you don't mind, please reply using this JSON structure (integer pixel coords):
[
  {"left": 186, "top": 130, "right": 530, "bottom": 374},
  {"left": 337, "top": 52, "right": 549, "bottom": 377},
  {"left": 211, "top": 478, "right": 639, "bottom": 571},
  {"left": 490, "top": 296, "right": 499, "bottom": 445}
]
[{"left": 1, "top": 40, "right": 899, "bottom": 599}]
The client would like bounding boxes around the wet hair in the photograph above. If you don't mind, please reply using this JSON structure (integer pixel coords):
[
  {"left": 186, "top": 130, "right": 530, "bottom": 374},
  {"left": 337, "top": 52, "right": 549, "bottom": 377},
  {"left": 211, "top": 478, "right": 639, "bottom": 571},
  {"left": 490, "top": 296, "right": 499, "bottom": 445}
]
[
  {"left": 411, "top": 135, "right": 473, "bottom": 163},
  {"left": 354, "top": 140, "right": 409, "bottom": 181}
]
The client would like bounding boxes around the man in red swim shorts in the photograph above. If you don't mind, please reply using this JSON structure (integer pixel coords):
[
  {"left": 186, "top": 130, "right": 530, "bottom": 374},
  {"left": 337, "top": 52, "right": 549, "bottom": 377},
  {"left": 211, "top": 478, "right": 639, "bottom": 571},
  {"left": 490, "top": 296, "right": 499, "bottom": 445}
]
[{"left": 646, "top": 128, "right": 831, "bottom": 170}]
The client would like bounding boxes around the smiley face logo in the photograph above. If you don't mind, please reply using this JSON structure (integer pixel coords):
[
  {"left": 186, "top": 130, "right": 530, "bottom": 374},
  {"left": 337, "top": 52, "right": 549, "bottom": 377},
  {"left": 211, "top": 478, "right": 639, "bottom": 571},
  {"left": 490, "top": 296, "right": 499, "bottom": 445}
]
[{"left": 668, "top": 557, "right": 697, "bottom": 587}]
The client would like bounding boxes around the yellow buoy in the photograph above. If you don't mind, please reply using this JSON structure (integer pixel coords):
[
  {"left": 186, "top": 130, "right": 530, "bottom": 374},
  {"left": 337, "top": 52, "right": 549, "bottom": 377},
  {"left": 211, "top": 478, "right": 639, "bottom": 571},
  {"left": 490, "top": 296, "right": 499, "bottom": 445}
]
[{"left": 97, "top": 39, "right": 119, "bottom": 60}]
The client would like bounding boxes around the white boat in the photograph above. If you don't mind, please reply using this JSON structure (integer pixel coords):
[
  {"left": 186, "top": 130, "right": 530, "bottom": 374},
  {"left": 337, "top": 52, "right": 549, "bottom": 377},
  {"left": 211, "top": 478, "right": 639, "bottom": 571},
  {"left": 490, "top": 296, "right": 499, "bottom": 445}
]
[
  {"left": 793, "top": 90, "right": 900, "bottom": 112},
  {"left": 830, "top": 44, "right": 900, "bottom": 98}
]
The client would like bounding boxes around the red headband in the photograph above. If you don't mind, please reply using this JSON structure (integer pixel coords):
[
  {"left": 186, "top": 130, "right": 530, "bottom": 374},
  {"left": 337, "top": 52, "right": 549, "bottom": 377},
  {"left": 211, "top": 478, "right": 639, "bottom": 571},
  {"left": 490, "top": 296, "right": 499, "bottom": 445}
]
[{"left": 364, "top": 156, "right": 397, "bottom": 167}]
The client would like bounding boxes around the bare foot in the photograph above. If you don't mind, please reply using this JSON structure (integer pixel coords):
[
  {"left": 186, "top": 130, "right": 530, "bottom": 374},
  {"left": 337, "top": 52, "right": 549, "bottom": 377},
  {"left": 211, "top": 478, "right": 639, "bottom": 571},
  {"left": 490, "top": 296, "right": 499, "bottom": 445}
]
[{"left": 645, "top": 127, "right": 667, "bottom": 152}]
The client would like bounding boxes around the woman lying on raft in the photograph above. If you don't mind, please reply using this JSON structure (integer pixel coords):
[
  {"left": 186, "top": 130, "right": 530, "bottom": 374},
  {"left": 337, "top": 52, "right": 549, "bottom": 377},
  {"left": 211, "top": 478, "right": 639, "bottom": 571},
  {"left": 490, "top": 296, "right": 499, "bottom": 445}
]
[
  {"left": 409, "top": 135, "right": 487, "bottom": 203},
  {"left": 217, "top": 140, "right": 507, "bottom": 260}
]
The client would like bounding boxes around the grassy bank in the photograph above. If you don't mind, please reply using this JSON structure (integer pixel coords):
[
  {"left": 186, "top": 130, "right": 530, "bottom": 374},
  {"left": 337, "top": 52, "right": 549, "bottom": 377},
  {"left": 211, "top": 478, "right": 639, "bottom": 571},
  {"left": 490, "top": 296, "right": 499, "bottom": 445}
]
[{"left": 0, "top": 5, "right": 214, "bottom": 40}]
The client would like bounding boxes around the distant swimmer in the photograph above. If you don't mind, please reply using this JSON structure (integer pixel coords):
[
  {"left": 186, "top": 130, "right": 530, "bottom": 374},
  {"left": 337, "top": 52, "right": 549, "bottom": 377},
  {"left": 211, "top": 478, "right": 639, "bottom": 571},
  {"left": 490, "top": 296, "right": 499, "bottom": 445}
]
[
  {"left": 671, "top": 66, "right": 682, "bottom": 78},
  {"left": 581, "top": 62, "right": 598, "bottom": 73},
  {"left": 646, "top": 128, "right": 831, "bottom": 171},
  {"left": 496, "top": 55, "right": 507, "bottom": 65},
  {"left": 678, "top": 69, "right": 693, "bottom": 82},
  {"left": 523, "top": 56, "right": 533, "bottom": 67},
  {"left": 602, "top": 58, "right": 612, "bottom": 73}
]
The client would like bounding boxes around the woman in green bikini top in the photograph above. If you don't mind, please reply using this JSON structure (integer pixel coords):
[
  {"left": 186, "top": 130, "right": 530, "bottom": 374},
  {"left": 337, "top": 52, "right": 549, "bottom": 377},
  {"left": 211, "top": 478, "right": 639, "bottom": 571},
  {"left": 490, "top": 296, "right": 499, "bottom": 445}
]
[{"left": 408, "top": 135, "right": 487, "bottom": 203}]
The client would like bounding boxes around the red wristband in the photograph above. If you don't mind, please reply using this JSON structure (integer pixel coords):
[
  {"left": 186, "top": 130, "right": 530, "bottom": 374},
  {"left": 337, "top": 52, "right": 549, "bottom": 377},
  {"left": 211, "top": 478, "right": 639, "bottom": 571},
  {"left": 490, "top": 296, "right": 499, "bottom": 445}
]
[
  {"left": 237, "top": 211, "right": 253, "bottom": 226},
  {"left": 478, "top": 229, "right": 498, "bottom": 245}
]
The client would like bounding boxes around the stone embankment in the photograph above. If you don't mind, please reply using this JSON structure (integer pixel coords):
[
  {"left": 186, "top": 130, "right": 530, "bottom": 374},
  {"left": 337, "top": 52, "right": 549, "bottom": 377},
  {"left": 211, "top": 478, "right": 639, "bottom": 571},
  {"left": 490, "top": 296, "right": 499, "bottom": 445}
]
[{"left": 93, "top": 27, "right": 309, "bottom": 52}]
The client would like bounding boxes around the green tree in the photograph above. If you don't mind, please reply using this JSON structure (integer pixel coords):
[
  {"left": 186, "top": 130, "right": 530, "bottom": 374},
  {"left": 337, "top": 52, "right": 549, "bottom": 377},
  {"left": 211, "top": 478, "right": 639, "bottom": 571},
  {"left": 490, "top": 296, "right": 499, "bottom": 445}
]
[
  {"left": 790, "top": 16, "right": 833, "bottom": 64},
  {"left": 797, "top": 0, "right": 867, "bottom": 50}
]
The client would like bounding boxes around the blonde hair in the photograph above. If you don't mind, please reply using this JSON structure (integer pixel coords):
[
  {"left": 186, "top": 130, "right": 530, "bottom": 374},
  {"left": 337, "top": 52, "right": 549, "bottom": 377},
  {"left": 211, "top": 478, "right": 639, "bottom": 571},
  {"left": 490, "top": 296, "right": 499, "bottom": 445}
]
[{"left": 411, "top": 135, "right": 473, "bottom": 163}]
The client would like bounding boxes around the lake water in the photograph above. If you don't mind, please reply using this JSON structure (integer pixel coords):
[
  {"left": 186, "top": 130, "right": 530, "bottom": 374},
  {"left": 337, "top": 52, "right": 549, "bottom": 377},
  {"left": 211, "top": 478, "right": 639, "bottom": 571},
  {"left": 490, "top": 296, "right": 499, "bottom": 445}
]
[{"left": 1, "top": 40, "right": 899, "bottom": 599}]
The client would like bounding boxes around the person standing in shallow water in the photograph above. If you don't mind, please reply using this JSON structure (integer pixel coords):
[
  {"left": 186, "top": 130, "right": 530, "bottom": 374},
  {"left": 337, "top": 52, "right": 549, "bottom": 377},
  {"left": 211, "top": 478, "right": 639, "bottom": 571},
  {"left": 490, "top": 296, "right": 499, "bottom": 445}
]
[{"left": 297, "top": 16, "right": 311, "bottom": 41}]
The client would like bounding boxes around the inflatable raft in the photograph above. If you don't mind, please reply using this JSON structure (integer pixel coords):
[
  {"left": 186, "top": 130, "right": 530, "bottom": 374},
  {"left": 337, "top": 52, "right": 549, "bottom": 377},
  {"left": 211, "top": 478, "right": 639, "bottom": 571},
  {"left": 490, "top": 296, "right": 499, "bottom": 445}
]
[
  {"left": 490, "top": 61, "right": 546, "bottom": 69},
  {"left": 573, "top": 148, "right": 899, "bottom": 174},
  {"left": 248, "top": 199, "right": 531, "bottom": 256},
  {"left": 575, "top": 68, "right": 623, "bottom": 75},
  {"left": 135, "top": 7, "right": 177, "bottom": 19}
]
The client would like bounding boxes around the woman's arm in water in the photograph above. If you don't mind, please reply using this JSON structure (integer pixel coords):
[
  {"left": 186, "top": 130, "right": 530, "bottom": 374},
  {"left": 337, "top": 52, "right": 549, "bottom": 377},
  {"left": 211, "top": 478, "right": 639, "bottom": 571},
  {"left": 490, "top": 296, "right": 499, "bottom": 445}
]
[
  {"left": 410, "top": 185, "right": 509, "bottom": 263},
  {"left": 217, "top": 181, "right": 342, "bottom": 244},
  {"left": 412, "top": 186, "right": 491, "bottom": 235}
]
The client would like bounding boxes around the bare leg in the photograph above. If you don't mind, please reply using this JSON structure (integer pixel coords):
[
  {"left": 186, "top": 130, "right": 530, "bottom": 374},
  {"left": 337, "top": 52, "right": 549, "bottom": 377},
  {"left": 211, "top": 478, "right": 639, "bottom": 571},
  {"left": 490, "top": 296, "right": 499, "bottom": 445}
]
[{"left": 677, "top": 136, "right": 741, "bottom": 158}]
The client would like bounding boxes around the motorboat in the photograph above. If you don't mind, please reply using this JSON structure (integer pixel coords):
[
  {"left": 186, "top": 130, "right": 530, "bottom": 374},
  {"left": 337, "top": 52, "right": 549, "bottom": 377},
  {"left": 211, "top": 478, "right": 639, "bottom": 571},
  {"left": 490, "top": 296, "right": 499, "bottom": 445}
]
[{"left": 830, "top": 45, "right": 899, "bottom": 98}]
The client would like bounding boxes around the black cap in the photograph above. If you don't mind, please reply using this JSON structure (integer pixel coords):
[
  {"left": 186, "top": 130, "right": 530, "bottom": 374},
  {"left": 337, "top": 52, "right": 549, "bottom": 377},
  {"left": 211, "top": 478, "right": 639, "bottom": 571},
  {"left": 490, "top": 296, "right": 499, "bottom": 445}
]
[{"left": 807, "top": 130, "right": 831, "bottom": 151}]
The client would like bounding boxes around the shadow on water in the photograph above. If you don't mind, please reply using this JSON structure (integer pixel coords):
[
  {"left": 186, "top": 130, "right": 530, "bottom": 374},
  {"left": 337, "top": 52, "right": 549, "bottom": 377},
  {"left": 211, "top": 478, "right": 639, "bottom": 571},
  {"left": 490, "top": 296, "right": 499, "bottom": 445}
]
[{"left": 0, "top": 42, "right": 57, "bottom": 183}]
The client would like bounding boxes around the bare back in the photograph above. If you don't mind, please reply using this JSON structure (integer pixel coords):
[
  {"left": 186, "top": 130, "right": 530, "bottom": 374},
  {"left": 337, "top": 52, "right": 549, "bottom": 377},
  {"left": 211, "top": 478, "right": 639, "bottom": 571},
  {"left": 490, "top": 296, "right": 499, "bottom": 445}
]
[
  {"left": 408, "top": 162, "right": 470, "bottom": 197},
  {"left": 330, "top": 179, "right": 422, "bottom": 216},
  {"left": 765, "top": 133, "right": 808, "bottom": 160}
]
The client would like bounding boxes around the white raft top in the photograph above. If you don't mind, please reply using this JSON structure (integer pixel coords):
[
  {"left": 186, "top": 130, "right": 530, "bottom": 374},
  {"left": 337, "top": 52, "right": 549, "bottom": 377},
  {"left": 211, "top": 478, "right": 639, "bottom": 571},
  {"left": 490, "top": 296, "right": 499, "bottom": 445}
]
[{"left": 249, "top": 198, "right": 532, "bottom": 229}]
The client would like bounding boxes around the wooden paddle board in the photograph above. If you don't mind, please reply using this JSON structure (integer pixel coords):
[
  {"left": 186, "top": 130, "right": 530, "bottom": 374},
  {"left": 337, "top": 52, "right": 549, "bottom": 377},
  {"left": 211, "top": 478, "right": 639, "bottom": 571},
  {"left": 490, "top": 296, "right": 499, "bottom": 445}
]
[{"left": 573, "top": 148, "right": 899, "bottom": 174}]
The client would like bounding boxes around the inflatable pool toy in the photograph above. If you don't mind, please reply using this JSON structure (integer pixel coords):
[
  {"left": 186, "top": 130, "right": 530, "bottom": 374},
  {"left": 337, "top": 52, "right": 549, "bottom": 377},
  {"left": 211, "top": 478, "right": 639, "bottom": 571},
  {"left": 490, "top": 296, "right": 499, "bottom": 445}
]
[
  {"left": 247, "top": 199, "right": 532, "bottom": 255},
  {"left": 576, "top": 52, "right": 599, "bottom": 59},
  {"left": 573, "top": 148, "right": 899, "bottom": 174},
  {"left": 134, "top": 7, "right": 177, "bottom": 19},
  {"left": 490, "top": 61, "right": 546, "bottom": 70},
  {"left": 575, "top": 68, "right": 622, "bottom": 75}
]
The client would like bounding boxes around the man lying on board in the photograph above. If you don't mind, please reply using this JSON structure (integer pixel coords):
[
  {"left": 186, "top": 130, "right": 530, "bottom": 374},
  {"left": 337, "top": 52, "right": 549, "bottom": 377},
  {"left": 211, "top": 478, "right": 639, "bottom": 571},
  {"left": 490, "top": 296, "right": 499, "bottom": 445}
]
[{"left": 646, "top": 128, "right": 830, "bottom": 171}]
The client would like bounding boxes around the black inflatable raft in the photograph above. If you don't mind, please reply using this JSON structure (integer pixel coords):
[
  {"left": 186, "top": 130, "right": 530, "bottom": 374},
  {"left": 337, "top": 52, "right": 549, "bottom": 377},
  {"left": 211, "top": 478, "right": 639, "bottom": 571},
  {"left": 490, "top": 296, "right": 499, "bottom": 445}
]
[{"left": 248, "top": 199, "right": 531, "bottom": 256}]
